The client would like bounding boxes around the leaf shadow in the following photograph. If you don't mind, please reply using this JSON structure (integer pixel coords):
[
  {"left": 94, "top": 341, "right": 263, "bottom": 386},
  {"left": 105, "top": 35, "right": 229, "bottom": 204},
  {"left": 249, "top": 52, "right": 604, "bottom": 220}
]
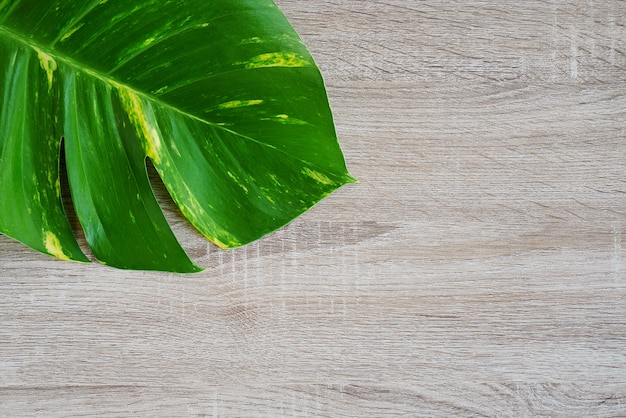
[{"left": 60, "top": 138, "right": 94, "bottom": 262}]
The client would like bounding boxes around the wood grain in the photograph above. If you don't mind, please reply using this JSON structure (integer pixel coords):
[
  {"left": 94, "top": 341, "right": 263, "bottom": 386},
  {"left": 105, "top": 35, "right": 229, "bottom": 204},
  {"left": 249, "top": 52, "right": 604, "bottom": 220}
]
[{"left": 1, "top": 0, "right": 625, "bottom": 416}]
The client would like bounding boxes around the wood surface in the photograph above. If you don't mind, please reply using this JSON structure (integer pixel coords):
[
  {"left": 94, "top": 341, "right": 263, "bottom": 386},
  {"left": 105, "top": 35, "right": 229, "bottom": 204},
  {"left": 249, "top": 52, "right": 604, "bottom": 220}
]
[{"left": 1, "top": 0, "right": 626, "bottom": 416}]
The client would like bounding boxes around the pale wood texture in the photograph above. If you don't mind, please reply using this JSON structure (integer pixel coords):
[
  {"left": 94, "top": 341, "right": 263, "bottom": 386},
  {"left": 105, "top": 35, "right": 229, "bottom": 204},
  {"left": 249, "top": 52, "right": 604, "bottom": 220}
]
[{"left": 1, "top": 1, "right": 625, "bottom": 416}]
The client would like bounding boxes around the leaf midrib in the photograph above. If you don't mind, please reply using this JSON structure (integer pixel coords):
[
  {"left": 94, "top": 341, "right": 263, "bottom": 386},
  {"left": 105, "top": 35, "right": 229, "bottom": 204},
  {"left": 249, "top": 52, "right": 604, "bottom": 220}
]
[{"left": 0, "top": 24, "right": 320, "bottom": 168}]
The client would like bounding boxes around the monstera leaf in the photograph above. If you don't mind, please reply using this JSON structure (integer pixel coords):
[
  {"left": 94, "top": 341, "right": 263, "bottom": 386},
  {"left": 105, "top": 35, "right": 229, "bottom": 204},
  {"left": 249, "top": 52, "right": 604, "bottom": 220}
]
[{"left": 0, "top": 0, "right": 354, "bottom": 272}]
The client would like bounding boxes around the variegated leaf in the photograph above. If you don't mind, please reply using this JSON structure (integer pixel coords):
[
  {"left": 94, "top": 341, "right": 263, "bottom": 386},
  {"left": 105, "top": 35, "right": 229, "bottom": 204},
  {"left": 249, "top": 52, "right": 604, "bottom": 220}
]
[{"left": 0, "top": 0, "right": 354, "bottom": 272}]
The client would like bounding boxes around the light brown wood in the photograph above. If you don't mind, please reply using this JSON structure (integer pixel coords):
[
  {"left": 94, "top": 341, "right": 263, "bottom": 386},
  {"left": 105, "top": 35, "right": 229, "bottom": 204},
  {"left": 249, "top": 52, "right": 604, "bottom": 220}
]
[{"left": 2, "top": 1, "right": 626, "bottom": 416}]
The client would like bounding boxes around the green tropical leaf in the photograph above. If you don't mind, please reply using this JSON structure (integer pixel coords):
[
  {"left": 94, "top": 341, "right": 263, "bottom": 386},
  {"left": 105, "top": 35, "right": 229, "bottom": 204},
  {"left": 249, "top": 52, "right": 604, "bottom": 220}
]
[{"left": 0, "top": 0, "right": 354, "bottom": 272}]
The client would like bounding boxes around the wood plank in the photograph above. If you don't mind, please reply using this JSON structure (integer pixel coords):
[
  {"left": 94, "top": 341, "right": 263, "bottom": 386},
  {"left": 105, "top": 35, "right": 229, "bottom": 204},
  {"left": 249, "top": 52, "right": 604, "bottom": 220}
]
[{"left": 1, "top": 0, "right": 625, "bottom": 415}]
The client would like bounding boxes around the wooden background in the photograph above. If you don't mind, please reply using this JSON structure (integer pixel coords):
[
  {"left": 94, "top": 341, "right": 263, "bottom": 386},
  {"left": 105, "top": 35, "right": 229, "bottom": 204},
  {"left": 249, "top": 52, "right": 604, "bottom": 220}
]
[{"left": 1, "top": 0, "right": 625, "bottom": 416}]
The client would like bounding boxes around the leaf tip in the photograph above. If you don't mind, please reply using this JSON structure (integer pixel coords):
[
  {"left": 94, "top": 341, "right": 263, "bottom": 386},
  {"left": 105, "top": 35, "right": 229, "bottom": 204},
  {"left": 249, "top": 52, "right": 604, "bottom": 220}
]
[
  {"left": 43, "top": 231, "right": 88, "bottom": 262},
  {"left": 345, "top": 173, "right": 358, "bottom": 184}
]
